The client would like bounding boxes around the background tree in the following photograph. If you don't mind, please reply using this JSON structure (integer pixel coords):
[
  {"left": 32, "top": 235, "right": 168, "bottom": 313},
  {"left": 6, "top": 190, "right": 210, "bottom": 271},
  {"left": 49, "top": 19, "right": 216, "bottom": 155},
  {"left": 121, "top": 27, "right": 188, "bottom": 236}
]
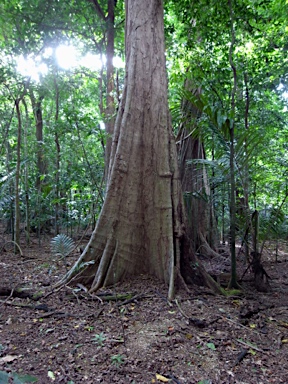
[
  {"left": 176, "top": 81, "right": 219, "bottom": 257},
  {"left": 167, "top": 0, "right": 288, "bottom": 264}
]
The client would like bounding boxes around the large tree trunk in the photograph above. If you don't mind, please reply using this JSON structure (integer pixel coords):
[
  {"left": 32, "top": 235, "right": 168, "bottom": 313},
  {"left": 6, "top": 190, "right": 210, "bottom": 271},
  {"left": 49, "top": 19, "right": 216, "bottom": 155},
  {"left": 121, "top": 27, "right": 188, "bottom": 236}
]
[{"left": 59, "top": 0, "right": 219, "bottom": 298}]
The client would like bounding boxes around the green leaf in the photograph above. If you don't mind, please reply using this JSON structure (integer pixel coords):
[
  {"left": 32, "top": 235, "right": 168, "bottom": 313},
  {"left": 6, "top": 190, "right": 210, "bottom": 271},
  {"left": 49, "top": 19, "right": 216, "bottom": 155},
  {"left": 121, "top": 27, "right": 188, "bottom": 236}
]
[
  {"left": 12, "top": 372, "right": 38, "bottom": 383},
  {"left": 206, "top": 342, "right": 216, "bottom": 351},
  {"left": 47, "top": 371, "right": 55, "bottom": 381},
  {"left": 0, "top": 371, "right": 9, "bottom": 384},
  {"left": 0, "top": 371, "right": 38, "bottom": 384}
]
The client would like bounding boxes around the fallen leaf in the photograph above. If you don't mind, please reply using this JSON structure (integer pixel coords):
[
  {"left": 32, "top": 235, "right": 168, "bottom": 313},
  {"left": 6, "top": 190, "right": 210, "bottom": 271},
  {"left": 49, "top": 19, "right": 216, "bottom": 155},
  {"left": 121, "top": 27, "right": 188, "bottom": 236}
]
[
  {"left": 48, "top": 370, "right": 55, "bottom": 381},
  {"left": 279, "top": 321, "right": 288, "bottom": 328},
  {"left": 206, "top": 342, "right": 216, "bottom": 351},
  {"left": 185, "top": 333, "right": 193, "bottom": 340},
  {"left": 0, "top": 355, "right": 18, "bottom": 364},
  {"left": 156, "top": 373, "right": 169, "bottom": 382},
  {"left": 45, "top": 328, "right": 54, "bottom": 334}
]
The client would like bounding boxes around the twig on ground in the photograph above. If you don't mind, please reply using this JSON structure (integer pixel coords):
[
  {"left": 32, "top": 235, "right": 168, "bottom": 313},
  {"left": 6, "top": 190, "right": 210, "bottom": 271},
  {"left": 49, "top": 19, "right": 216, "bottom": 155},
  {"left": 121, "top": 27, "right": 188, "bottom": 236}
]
[
  {"left": 116, "top": 293, "right": 145, "bottom": 306},
  {"left": 175, "top": 298, "right": 207, "bottom": 328},
  {"left": 225, "top": 317, "right": 261, "bottom": 337},
  {"left": 0, "top": 287, "right": 15, "bottom": 308},
  {"left": 175, "top": 298, "right": 189, "bottom": 319},
  {"left": 235, "top": 338, "right": 267, "bottom": 353},
  {"left": 155, "top": 290, "right": 173, "bottom": 307}
]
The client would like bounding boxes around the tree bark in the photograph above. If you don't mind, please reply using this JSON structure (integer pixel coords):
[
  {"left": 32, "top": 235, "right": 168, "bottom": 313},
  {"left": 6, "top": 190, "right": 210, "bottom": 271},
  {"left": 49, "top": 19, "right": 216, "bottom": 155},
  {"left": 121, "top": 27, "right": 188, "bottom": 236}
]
[
  {"left": 59, "top": 0, "right": 220, "bottom": 298},
  {"left": 177, "top": 83, "right": 218, "bottom": 257}
]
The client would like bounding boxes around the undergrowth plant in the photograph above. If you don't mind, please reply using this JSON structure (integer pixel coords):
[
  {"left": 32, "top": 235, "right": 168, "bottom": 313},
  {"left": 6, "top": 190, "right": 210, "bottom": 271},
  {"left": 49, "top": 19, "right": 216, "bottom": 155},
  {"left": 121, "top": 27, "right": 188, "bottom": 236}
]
[
  {"left": 111, "top": 354, "right": 125, "bottom": 367},
  {"left": 0, "top": 370, "right": 37, "bottom": 383},
  {"left": 50, "top": 233, "right": 75, "bottom": 271}
]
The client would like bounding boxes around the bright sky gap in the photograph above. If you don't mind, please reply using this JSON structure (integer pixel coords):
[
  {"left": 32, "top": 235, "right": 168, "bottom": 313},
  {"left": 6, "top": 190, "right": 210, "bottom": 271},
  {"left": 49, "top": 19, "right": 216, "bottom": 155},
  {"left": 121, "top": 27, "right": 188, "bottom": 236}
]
[{"left": 16, "top": 44, "right": 125, "bottom": 82}]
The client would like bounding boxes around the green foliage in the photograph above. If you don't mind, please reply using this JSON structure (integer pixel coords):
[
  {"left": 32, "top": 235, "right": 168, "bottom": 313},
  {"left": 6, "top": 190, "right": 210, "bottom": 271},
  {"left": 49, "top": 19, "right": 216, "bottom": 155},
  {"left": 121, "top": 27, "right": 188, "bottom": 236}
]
[
  {"left": 167, "top": 0, "right": 288, "bottom": 245},
  {"left": 0, "top": 370, "right": 38, "bottom": 383},
  {"left": 197, "top": 380, "right": 212, "bottom": 384},
  {"left": 92, "top": 332, "right": 106, "bottom": 346},
  {"left": 50, "top": 233, "right": 75, "bottom": 258},
  {"left": 206, "top": 342, "right": 216, "bottom": 351},
  {"left": 110, "top": 354, "right": 125, "bottom": 367},
  {"left": 0, "top": 0, "right": 287, "bottom": 249}
]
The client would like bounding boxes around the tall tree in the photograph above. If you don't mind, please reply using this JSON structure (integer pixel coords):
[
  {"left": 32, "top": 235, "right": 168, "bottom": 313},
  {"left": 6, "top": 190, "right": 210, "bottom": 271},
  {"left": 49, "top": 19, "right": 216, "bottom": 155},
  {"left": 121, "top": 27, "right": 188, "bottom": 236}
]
[
  {"left": 59, "top": 0, "right": 218, "bottom": 299},
  {"left": 87, "top": 0, "right": 117, "bottom": 175}
]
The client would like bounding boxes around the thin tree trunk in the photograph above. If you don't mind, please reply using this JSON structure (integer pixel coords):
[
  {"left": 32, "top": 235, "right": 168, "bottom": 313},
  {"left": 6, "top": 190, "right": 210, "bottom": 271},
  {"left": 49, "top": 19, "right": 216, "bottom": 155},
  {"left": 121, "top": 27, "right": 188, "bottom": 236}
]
[
  {"left": 228, "top": 0, "right": 240, "bottom": 289},
  {"left": 6, "top": 142, "right": 14, "bottom": 237},
  {"left": 3, "top": 107, "right": 15, "bottom": 236},
  {"left": 105, "top": 0, "right": 116, "bottom": 176},
  {"left": 88, "top": 0, "right": 116, "bottom": 177},
  {"left": 22, "top": 98, "right": 31, "bottom": 244},
  {"left": 243, "top": 72, "right": 250, "bottom": 262},
  {"left": 54, "top": 72, "right": 60, "bottom": 235},
  {"left": 29, "top": 89, "right": 46, "bottom": 190},
  {"left": 14, "top": 99, "right": 22, "bottom": 248}
]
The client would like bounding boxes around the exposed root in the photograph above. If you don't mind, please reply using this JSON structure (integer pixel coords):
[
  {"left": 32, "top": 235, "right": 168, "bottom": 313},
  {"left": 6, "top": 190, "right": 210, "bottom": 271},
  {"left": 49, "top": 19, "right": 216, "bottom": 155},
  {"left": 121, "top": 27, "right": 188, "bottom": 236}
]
[
  {"left": 198, "top": 233, "right": 221, "bottom": 258},
  {"left": 89, "top": 238, "right": 118, "bottom": 293},
  {"left": 176, "top": 270, "right": 191, "bottom": 294},
  {"left": 200, "top": 265, "right": 224, "bottom": 294},
  {"left": 1, "top": 240, "right": 23, "bottom": 256}
]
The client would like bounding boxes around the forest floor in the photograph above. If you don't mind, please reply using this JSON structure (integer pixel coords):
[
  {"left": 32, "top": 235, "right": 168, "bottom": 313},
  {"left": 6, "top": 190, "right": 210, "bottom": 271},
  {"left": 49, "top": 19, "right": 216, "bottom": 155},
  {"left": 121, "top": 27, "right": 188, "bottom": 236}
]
[{"left": 0, "top": 231, "right": 288, "bottom": 384}]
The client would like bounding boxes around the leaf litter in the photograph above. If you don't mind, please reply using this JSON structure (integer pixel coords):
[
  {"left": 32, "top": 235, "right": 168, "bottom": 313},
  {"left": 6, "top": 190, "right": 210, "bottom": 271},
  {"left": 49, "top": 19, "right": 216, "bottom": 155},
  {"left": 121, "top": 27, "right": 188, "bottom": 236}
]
[{"left": 0, "top": 234, "right": 288, "bottom": 383}]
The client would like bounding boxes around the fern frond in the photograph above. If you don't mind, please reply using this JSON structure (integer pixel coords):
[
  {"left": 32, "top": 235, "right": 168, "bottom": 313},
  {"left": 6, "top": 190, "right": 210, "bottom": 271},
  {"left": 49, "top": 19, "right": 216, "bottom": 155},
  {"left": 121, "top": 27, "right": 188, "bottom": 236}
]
[{"left": 50, "top": 234, "right": 75, "bottom": 257}]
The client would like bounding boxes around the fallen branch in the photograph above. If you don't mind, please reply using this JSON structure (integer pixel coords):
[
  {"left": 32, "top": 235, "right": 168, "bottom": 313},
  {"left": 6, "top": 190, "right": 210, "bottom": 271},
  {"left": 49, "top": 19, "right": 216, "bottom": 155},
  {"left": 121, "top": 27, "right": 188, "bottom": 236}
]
[
  {"left": 235, "top": 338, "right": 266, "bottom": 353},
  {"left": 116, "top": 293, "right": 145, "bottom": 306},
  {"left": 175, "top": 298, "right": 207, "bottom": 328},
  {"left": 0, "top": 286, "right": 41, "bottom": 300}
]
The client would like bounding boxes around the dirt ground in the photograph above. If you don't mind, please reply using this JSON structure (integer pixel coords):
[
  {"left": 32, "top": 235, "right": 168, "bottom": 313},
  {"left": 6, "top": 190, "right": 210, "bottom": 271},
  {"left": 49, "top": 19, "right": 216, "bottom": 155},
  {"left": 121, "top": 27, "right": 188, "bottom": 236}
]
[{"left": 0, "top": 232, "right": 288, "bottom": 384}]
